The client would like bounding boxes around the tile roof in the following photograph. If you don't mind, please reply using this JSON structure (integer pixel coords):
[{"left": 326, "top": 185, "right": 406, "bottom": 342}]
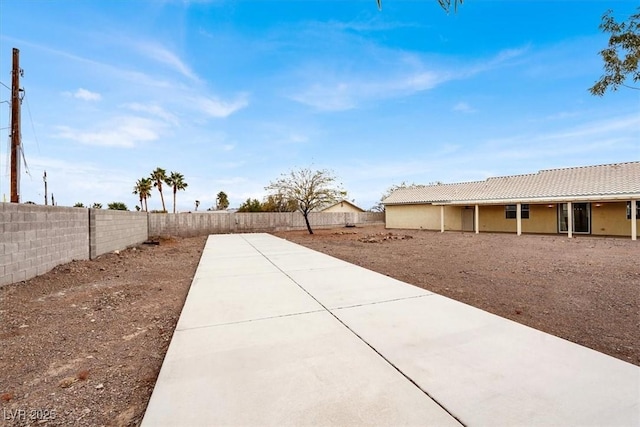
[{"left": 383, "top": 162, "right": 640, "bottom": 205}]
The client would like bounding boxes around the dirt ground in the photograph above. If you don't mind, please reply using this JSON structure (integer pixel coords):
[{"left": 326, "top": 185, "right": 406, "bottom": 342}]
[
  {"left": 0, "top": 236, "right": 206, "bottom": 427},
  {"left": 1, "top": 225, "right": 638, "bottom": 426}
]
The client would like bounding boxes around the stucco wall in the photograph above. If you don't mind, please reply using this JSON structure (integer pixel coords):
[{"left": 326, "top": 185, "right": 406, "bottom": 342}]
[
  {"left": 478, "top": 204, "right": 558, "bottom": 234},
  {"left": 90, "top": 209, "right": 148, "bottom": 259},
  {"left": 0, "top": 203, "right": 89, "bottom": 287},
  {"left": 387, "top": 201, "right": 639, "bottom": 237},
  {"left": 592, "top": 202, "right": 638, "bottom": 236},
  {"left": 385, "top": 204, "right": 462, "bottom": 230}
]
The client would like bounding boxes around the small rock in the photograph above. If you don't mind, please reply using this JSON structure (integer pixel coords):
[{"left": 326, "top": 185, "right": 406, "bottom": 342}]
[
  {"left": 95, "top": 383, "right": 104, "bottom": 390},
  {"left": 59, "top": 376, "right": 78, "bottom": 388},
  {"left": 115, "top": 406, "right": 136, "bottom": 427}
]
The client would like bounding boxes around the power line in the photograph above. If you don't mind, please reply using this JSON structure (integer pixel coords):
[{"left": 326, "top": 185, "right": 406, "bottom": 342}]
[{"left": 23, "top": 91, "right": 40, "bottom": 153}]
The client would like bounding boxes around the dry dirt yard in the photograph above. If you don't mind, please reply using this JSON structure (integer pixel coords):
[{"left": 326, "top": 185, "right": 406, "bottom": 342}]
[
  {"left": 0, "top": 236, "right": 206, "bottom": 427},
  {"left": 1, "top": 225, "right": 638, "bottom": 426}
]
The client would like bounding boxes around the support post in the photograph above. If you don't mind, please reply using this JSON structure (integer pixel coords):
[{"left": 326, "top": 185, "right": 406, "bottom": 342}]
[
  {"left": 474, "top": 204, "right": 479, "bottom": 234},
  {"left": 516, "top": 203, "right": 522, "bottom": 236},
  {"left": 632, "top": 200, "right": 637, "bottom": 241},
  {"left": 440, "top": 205, "right": 445, "bottom": 233},
  {"left": 567, "top": 201, "right": 573, "bottom": 239}
]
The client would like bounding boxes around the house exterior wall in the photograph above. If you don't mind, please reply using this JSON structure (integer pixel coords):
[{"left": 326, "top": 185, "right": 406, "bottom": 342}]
[
  {"left": 385, "top": 204, "right": 462, "bottom": 230},
  {"left": 478, "top": 204, "right": 557, "bottom": 234},
  {"left": 522, "top": 205, "right": 559, "bottom": 233},
  {"left": 386, "top": 202, "right": 638, "bottom": 237},
  {"left": 592, "top": 202, "right": 638, "bottom": 236},
  {"left": 478, "top": 205, "right": 514, "bottom": 233},
  {"left": 322, "top": 202, "right": 364, "bottom": 213}
]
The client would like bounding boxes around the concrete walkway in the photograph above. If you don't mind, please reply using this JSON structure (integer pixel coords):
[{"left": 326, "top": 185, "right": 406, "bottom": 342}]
[{"left": 142, "top": 233, "right": 639, "bottom": 426}]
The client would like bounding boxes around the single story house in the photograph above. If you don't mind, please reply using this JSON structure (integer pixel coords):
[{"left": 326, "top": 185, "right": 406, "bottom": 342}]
[
  {"left": 321, "top": 200, "right": 366, "bottom": 213},
  {"left": 383, "top": 161, "right": 639, "bottom": 240}
]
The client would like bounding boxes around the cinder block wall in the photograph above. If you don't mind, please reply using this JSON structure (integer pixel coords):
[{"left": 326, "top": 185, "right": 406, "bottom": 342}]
[
  {"left": 149, "top": 212, "right": 385, "bottom": 237},
  {"left": 2, "top": 206, "right": 383, "bottom": 287},
  {"left": 89, "top": 209, "right": 148, "bottom": 259},
  {"left": 0, "top": 203, "right": 89, "bottom": 286}
]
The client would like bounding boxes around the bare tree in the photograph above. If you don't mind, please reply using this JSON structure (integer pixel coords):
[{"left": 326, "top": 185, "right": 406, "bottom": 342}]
[{"left": 266, "top": 168, "right": 345, "bottom": 234}]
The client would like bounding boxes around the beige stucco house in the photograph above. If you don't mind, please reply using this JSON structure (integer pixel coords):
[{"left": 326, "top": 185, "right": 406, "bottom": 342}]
[
  {"left": 321, "top": 200, "right": 366, "bottom": 213},
  {"left": 383, "top": 162, "right": 640, "bottom": 240}
]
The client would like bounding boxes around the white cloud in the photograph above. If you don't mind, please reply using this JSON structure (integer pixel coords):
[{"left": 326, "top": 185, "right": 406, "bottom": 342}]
[
  {"left": 290, "top": 70, "right": 447, "bottom": 112},
  {"left": 73, "top": 88, "right": 101, "bottom": 101},
  {"left": 123, "top": 103, "right": 180, "bottom": 125},
  {"left": 473, "top": 114, "right": 640, "bottom": 165},
  {"left": 196, "top": 94, "right": 249, "bottom": 118},
  {"left": 134, "top": 41, "right": 200, "bottom": 82},
  {"left": 54, "top": 116, "right": 164, "bottom": 148},
  {"left": 291, "top": 82, "right": 355, "bottom": 111},
  {"left": 467, "top": 46, "right": 530, "bottom": 75},
  {"left": 18, "top": 155, "right": 138, "bottom": 207},
  {"left": 453, "top": 102, "right": 476, "bottom": 113},
  {"left": 288, "top": 42, "right": 528, "bottom": 112}
]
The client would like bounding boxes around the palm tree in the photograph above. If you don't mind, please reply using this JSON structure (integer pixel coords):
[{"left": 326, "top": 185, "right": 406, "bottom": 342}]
[
  {"left": 216, "top": 191, "right": 230, "bottom": 210},
  {"left": 166, "top": 171, "right": 188, "bottom": 213},
  {"left": 133, "top": 177, "right": 153, "bottom": 212},
  {"left": 150, "top": 167, "right": 168, "bottom": 212}
]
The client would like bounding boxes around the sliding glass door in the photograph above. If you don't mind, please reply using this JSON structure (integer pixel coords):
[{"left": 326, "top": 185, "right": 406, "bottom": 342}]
[{"left": 558, "top": 203, "right": 591, "bottom": 234}]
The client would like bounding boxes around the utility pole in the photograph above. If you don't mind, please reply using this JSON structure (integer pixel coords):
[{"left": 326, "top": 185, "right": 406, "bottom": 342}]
[
  {"left": 10, "top": 48, "right": 23, "bottom": 203},
  {"left": 43, "top": 170, "right": 48, "bottom": 205}
]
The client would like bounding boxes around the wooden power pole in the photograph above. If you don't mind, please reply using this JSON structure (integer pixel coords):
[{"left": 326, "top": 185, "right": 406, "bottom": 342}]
[
  {"left": 10, "top": 48, "right": 23, "bottom": 203},
  {"left": 43, "top": 170, "right": 48, "bottom": 205}
]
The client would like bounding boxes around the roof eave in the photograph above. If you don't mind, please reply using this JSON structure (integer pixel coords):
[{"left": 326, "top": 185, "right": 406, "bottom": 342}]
[{"left": 432, "top": 194, "right": 640, "bottom": 205}]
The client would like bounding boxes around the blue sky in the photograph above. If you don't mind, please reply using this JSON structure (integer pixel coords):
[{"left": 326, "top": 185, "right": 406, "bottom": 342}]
[{"left": 0, "top": 0, "right": 638, "bottom": 211}]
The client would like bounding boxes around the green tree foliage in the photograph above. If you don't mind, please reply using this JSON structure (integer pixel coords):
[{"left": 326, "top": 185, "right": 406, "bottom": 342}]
[
  {"left": 216, "top": 191, "right": 230, "bottom": 211},
  {"left": 265, "top": 168, "right": 345, "bottom": 234},
  {"left": 261, "top": 193, "right": 298, "bottom": 212},
  {"left": 150, "top": 167, "right": 168, "bottom": 212},
  {"left": 92, "top": 203, "right": 103, "bottom": 209},
  {"left": 376, "top": 0, "right": 462, "bottom": 13},
  {"left": 590, "top": 8, "right": 640, "bottom": 96},
  {"left": 108, "top": 202, "right": 128, "bottom": 211},
  {"left": 73, "top": 202, "right": 85, "bottom": 208},
  {"left": 166, "top": 171, "right": 188, "bottom": 214},
  {"left": 133, "top": 177, "right": 153, "bottom": 212},
  {"left": 237, "top": 198, "right": 263, "bottom": 212}
]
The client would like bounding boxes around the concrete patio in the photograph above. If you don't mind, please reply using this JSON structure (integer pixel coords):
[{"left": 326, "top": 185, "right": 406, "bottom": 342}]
[{"left": 142, "top": 233, "right": 639, "bottom": 426}]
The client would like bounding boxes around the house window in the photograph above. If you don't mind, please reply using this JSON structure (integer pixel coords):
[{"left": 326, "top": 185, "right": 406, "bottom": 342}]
[
  {"left": 505, "top": 204, "right": 529, "bottom": 219},
  {"left": 627, "top": 201, "right": 640, "bottom": 220}
]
